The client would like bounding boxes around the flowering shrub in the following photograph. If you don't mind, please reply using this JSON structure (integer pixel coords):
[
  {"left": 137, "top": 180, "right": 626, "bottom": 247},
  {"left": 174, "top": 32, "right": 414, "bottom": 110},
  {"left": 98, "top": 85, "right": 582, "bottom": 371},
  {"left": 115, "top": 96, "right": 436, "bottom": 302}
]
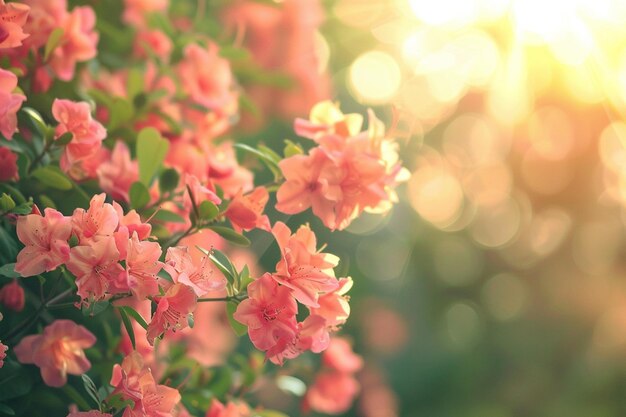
[{"left": 0, "top": 1, "right": 407, "bottom": 416}]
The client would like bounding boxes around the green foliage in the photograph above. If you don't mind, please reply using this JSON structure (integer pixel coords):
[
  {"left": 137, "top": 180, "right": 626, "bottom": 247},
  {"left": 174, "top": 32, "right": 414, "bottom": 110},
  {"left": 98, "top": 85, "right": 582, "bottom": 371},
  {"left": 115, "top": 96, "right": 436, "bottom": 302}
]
[{"left": 136, "top": 127, "right": 169, "bottom": 186}]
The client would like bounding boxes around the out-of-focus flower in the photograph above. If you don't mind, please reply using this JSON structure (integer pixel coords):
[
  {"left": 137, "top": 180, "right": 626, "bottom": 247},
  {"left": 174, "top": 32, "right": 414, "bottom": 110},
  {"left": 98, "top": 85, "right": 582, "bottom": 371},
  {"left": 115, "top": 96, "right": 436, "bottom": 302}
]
[
  {"left": 0, "top": 68, "right": 26, "bottom": 140},
  {"left": 233, "top": 273, "right": 298, "bottom": 353},
  {"left": 205, "top": 399, "right": 251, "bottom": 417},
  {"left": 48, "top": 6, "right": 98, "bottom": 81},
  {"left": 14, "top": 319, "right": 96, "bottom": 387},
  {"left": 110, "top": 351, "right": 180, "bottom": 417},
  {"left": 322, "top": 337, "right": 363, "bottom": 373},
  {"left": 0, "top": 146, "right": 19, "bottom": 181},
  {"left": 184, "top": 174, "right": 222, "bottom": 212},
  {"left": 164, "top": 246, "right": 226, "bottom": 296},
  {"left": 177, "top": 42, "right": 238, "bottom": 116},
  {"left": 123, "top": 0, "right": 168, "bottom": 27},
  {"left": 15, "top": 207, "right": 72, "bottom": 276},
  {"left": 225, "top": 187, "right": 271, "bottom": 233},
  {"left": 147, "top": 282, "right": 197, "bottom": 345},
  {"left": 272, "top": 221, "right": 339, "bottom": 307},
  {"left": 133, "top": 29, "right": 172, "bottom": 61},
  {"left": 52, "top": 99, "right": 106, "bottom": 177},
  {"left": 0, "top": 340, "right": 6, "bottom": 368},
  {"left": 0, "top": 280, "right": 25, "bottom": 311},
  {"left": 67, "top": 411, "right": 112, "bottom": 417},
  {"left": 303, "top": 371, "right": 360, "bottom": 415},
  {"left": 97, "top": 141, "right": 139, "bottom": 203},
  {"left": 207, "top": 141, "right": 254, "bottom": 199},
  {"left": 0, "top": 0, "right": 30, "bottom": 49}
]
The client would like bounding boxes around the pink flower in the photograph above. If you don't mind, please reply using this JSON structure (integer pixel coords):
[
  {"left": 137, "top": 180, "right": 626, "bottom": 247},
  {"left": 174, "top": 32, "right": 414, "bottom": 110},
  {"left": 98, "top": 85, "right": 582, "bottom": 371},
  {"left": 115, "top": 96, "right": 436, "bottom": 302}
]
[
  {"left": 184, "top": 174, "right": 222, "bottom": 213},
  {"left": 0, "top": 280, "right": 25, "bottom": 311},
  {"left": 133, "top": 29, "right": 172, "bottom": 61},
  {"left": 165, "top": 140, "right": 210, "bottom": 182},
  {"left": 48, "top": 6, "right": 98, "bottom": 81},
  {"left": 123, "top": 0, "right": 168, "bottom": 27},
  {"left": 71, "top": 193, "right": 119, "bottom": 244},
  {"left": 205, "top": 399, "right": 251, "bottom": 417},
  {"left": 322, "top": 337, "right": 362, "bottom": 373},
  {"left": 268, "top": 314, "right": 330, "bottom": 365},
  {"left": 67, "top": 411, "right": 112, "bottom": 417},
  {"left": 271, "top": 221, "right": 339, "bottom": 307},
  {"left": 146, "top": 283, "right": 197, "bottom": 345},
  {"left": 0, "top": 146, "right": 18, "bottom": 181},
  {"left": 225, "top": 187, "right": 271, "bottom": 233},
  {"left": 66, "top": 236, "right": 125, "bottom": 303},
  {"left": 294, "top": 101, "right": 363, "bottom": 141},
  {"left": 113, "top": 201, "right": 151, "bottom": 243},
  {"left": 233, "top": 273, "right": 298, "bottom": 352},
  {"left": 207, "top": 141, "right": 253, "bottom": 199},
  {"left": 0, "top": 0, "right": 30, "bottom": 49},
  {"left": 110, "top": 351, "right": 180, "bottom": 417},
  {"left": 14, "top": 319, "right": 96, "bottom": 387},
  {"left": 177, "top": 42, "right": 238, "bottom": 115},
  {"left": 97, "top": 141, "right": 139, "bottom": 203},
  {"left": 15, "top": 207, "right": 72, "bottom": 276},
  {"left": 309, "top": 277, "right": 352, "bottom": 328},
  {"left": 52, "top": 99, "right": 106, "bottom": 175},
  {"left": 0, "top": 340, "right": 6, "bottom": 368},
  {"left": 164, "top": 246, "right": 226, "bottom": 296},
  {"left": 303, "top": 371, "right": 360, "bottom": 415},
  {"left": 125, "top": 232, "right": 162, "bottom": 299},
  {"left": 0, "top": 68, "right": 26, "bottom": 140}
]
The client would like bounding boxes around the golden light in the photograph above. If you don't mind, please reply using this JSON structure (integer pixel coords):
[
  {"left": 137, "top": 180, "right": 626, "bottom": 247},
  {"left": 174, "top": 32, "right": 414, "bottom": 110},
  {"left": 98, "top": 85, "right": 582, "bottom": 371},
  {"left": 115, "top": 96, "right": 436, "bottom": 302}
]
[{"left": 349, "top": 50, "right": 401, "bottom": 104}]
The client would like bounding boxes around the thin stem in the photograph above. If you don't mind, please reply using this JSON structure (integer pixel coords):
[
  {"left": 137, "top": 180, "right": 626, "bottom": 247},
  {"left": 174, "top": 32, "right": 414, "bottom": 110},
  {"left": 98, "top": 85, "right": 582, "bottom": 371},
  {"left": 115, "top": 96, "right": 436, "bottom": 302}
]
[
  {"left": 197, "top": 293, "right": 247, "bottom": 303},
  {"left": 162, "top": 224, "right": 196, "bottom": 250},
  {"left": 28, "top": 138, "right": 55, "bottom": 174}
]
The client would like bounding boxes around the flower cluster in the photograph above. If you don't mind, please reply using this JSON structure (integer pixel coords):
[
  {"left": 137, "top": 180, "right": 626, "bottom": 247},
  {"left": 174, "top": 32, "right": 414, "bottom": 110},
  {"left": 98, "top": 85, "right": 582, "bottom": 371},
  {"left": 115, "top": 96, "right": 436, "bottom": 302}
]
[{"left": 277, "top": 101, "right": 410, "bottom": 230}]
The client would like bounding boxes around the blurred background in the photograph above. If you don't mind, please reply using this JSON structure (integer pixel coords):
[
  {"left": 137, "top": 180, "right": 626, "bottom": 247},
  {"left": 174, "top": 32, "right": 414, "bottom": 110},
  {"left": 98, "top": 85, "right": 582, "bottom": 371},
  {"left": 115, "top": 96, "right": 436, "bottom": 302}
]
[{"left": 242, "top": 0, "right": 626, "bottom": 416}]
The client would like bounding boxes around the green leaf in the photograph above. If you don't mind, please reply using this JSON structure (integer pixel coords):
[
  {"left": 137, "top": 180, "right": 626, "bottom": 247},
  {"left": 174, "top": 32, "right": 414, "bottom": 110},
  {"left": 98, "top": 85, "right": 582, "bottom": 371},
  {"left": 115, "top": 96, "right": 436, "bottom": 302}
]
[
  {"left": 10, "top": 202, "right": 32, "bottom": 215},
  {"left": 0, "top": 263, "right": 19, "bottom": 278},
  {"left": 108, "top": 98, "right": 135, "bottom": 131},
  {"left": 0, "top": 228, "right": 18, "bottom": 266},
  {"left": 129, "top": 181, "right": 150, "bottom": 209},
  {"left": 198, "top": 200, "right": 219, "bottom": 221},
  {"left": 38, "top": 194, "right": 56, "bottom": 209},
  {"left": 119, "top": 306, "right": 136, "bottom": 350},
  {"left": 219, "top": 46, "right": 251, "bottom": 61},
  {"left": 21, "top": 107, "right": 48, "bottom": 135},
  {"left": 82, "top": 300, "right": 110, "bottom": 317},
  {"left": 55, "top": 131, "right": 73, "bottom": 146},
  {"left": 137, "top": 127, "right": 169, "bottom": 186},
  {"left": 284, "top": 140, "right": 304, "bottom": 157},
  {"left": 197, "top": 246, "right": 237, "bottom": 286},
  {"left": 227, "top": 302, "right": 248, "bottom": 337},
  {"left": 62, "top": 385, "right": 91, "bottom": 411},
  {"left": 44, "top": 27, "right": 64, "bottom": 62},
  {"left": 119, "top": 306, "right": 148, "bottom": 330},
  {"left": 159, "top": 168, "right": 179, "bottom": 193},
  {"left": 127, "top": 68, "right": 144, "bottom": 100},
  {"left": 0, "top": 403, "right": 15, "bottom": 415},
  {"left": 31, "top": 166, "right": 73, "bottom": 190},
  {"left": 0, "top": 193, "right": 15, "bottom": 212},
  {"left": 81, "top": 374, "right": 101, "bottom": 408},
  {"left": 257, "top": 145, "right": 282, "bottom": 164},
  {"left": 208, "top": 226, "right": 251, "bottom": 246},
  {"left": 254, "top": 411, "right": 290, "bottom": 417},
  {"left": 234, "top": 143, "right": 282, "bottom": 181},
  {"left": 0, "top": 361, "right": 33, "bottom": 401}
]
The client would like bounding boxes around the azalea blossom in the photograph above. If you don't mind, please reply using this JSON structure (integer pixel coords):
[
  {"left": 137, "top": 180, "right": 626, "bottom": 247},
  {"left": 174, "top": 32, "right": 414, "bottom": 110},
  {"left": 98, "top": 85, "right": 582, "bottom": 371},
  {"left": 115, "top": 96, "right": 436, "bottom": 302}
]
[
  {"left": 309, "top": 277, "right": 352, "bottom": 328},
  {"left": 0, "top": 68, "right": 26, "bottom": 140},
  {"left": 164, "top": 246, "right": 226, "bottom": 296},
  {"left": 14, "top": 319, "right": 96, "bottom": 387},
  {"left": 225, "top": 187, "right": 271, "bottom": 233},
  {"left": 146, "top": 282, "right": 197, "bottom": 345},
  {"left": 66, "top": 236, "right": 125, "bottom": 303},
  {"left": 97, "top": 141, "right": 139, "bottom": 203},
  {"left": 267, "top": 314, "right": 330, "bottom": 365},
  {"left": 125, "top": 232, "right": 162, "bottom": 299},
  {"left": 206, "top": 399, "right": 251, "bottom": 417},
  {"left": 0, "top": 0, "right": 29, "bottom": 49},
  {"left": 0, "top": 279, "right": 25, "bottom": 311},
  {"left": 71, "top": 193, "right": 118, "bottom": 244},
  {"left": 233, "top": 273, "right": 298, "bottom": 353},
  {"left": 303, "top": 371, "right": 360, "bottom": 415},
  {"left": 271, "top": 221, "right": 339, "bottom": 307},
  {"left": 15, "top": 207, "right": 72, "bottom": 277},
  {"left": 184, "top": 174, "right": 222, "bottom": 213},
  {"left": 110, "top": 351, "right": 180, "bottom": 417},
  {"left": 322, "top": 337, "right": 363, "bottom": 373}
]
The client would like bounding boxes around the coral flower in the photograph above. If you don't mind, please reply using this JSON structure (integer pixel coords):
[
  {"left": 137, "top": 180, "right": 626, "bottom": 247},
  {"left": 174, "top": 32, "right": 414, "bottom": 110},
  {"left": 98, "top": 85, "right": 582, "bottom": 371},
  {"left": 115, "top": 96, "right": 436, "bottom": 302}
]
[
  {"left": 14, "top": 319, "right": 96, "bottom": 387},
  {"left": 0, "top": 340, "right": 6, "bottom": 368},
  {"left": 66, "top": 236, "right": 125, "bottom": 303},
  {"left": 225, "top": 187, "right": 271, "bottom": 233},
  {"left": 123, "top": 0, "right": 168, "bottom": 27},
  {"left": 164, "top": 246, "right": 226, "bottom": 296},
  {"left": 271, "top": 221, "right": 339, "bottom": 307},
  {"left": 146, "top": 283, "right": 197, "bottom": 345},
  {"left": 322, "top": 337, "right": 363, "bottom": 373},
  {"left": 110, "top": 351, "right": 180, "bottom": 417},
  {"left": 0, "top": 0, "right": 30, "bottom": 49},
  {"left": 233, "top": 273, "right": 298, "bottom": 352},
  {"left": 303, "top": 371, "right": 360, "bottom": 415},
  {"left": 0, "top": 68, "right": 26, "bottom": 140},
  {"left": 71, "top": 193, "right": 119, "bottom": 244},
  {"left": 205, "top": 399, "right": 251, "bottom": 417},
  {"left": 15, "top": 207, "right": 72, "bottom": 277},
  {"left": 309, "top": 277, "right": 352, "bottom": 328},
  {"left": 184, "top": 174, "right": 222, "bottom": 213},
  {"left": 268, "top": 314, "right": 330, "bottom": 365},
  {"left": 0, "top": 280, "right": 25, "bottom": 311},
  {"left": 97, "top": 141, "right": 139, "bottom": 203},
  {"left": 125, "top": 232, "right": 162, "bottom": 299}
]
